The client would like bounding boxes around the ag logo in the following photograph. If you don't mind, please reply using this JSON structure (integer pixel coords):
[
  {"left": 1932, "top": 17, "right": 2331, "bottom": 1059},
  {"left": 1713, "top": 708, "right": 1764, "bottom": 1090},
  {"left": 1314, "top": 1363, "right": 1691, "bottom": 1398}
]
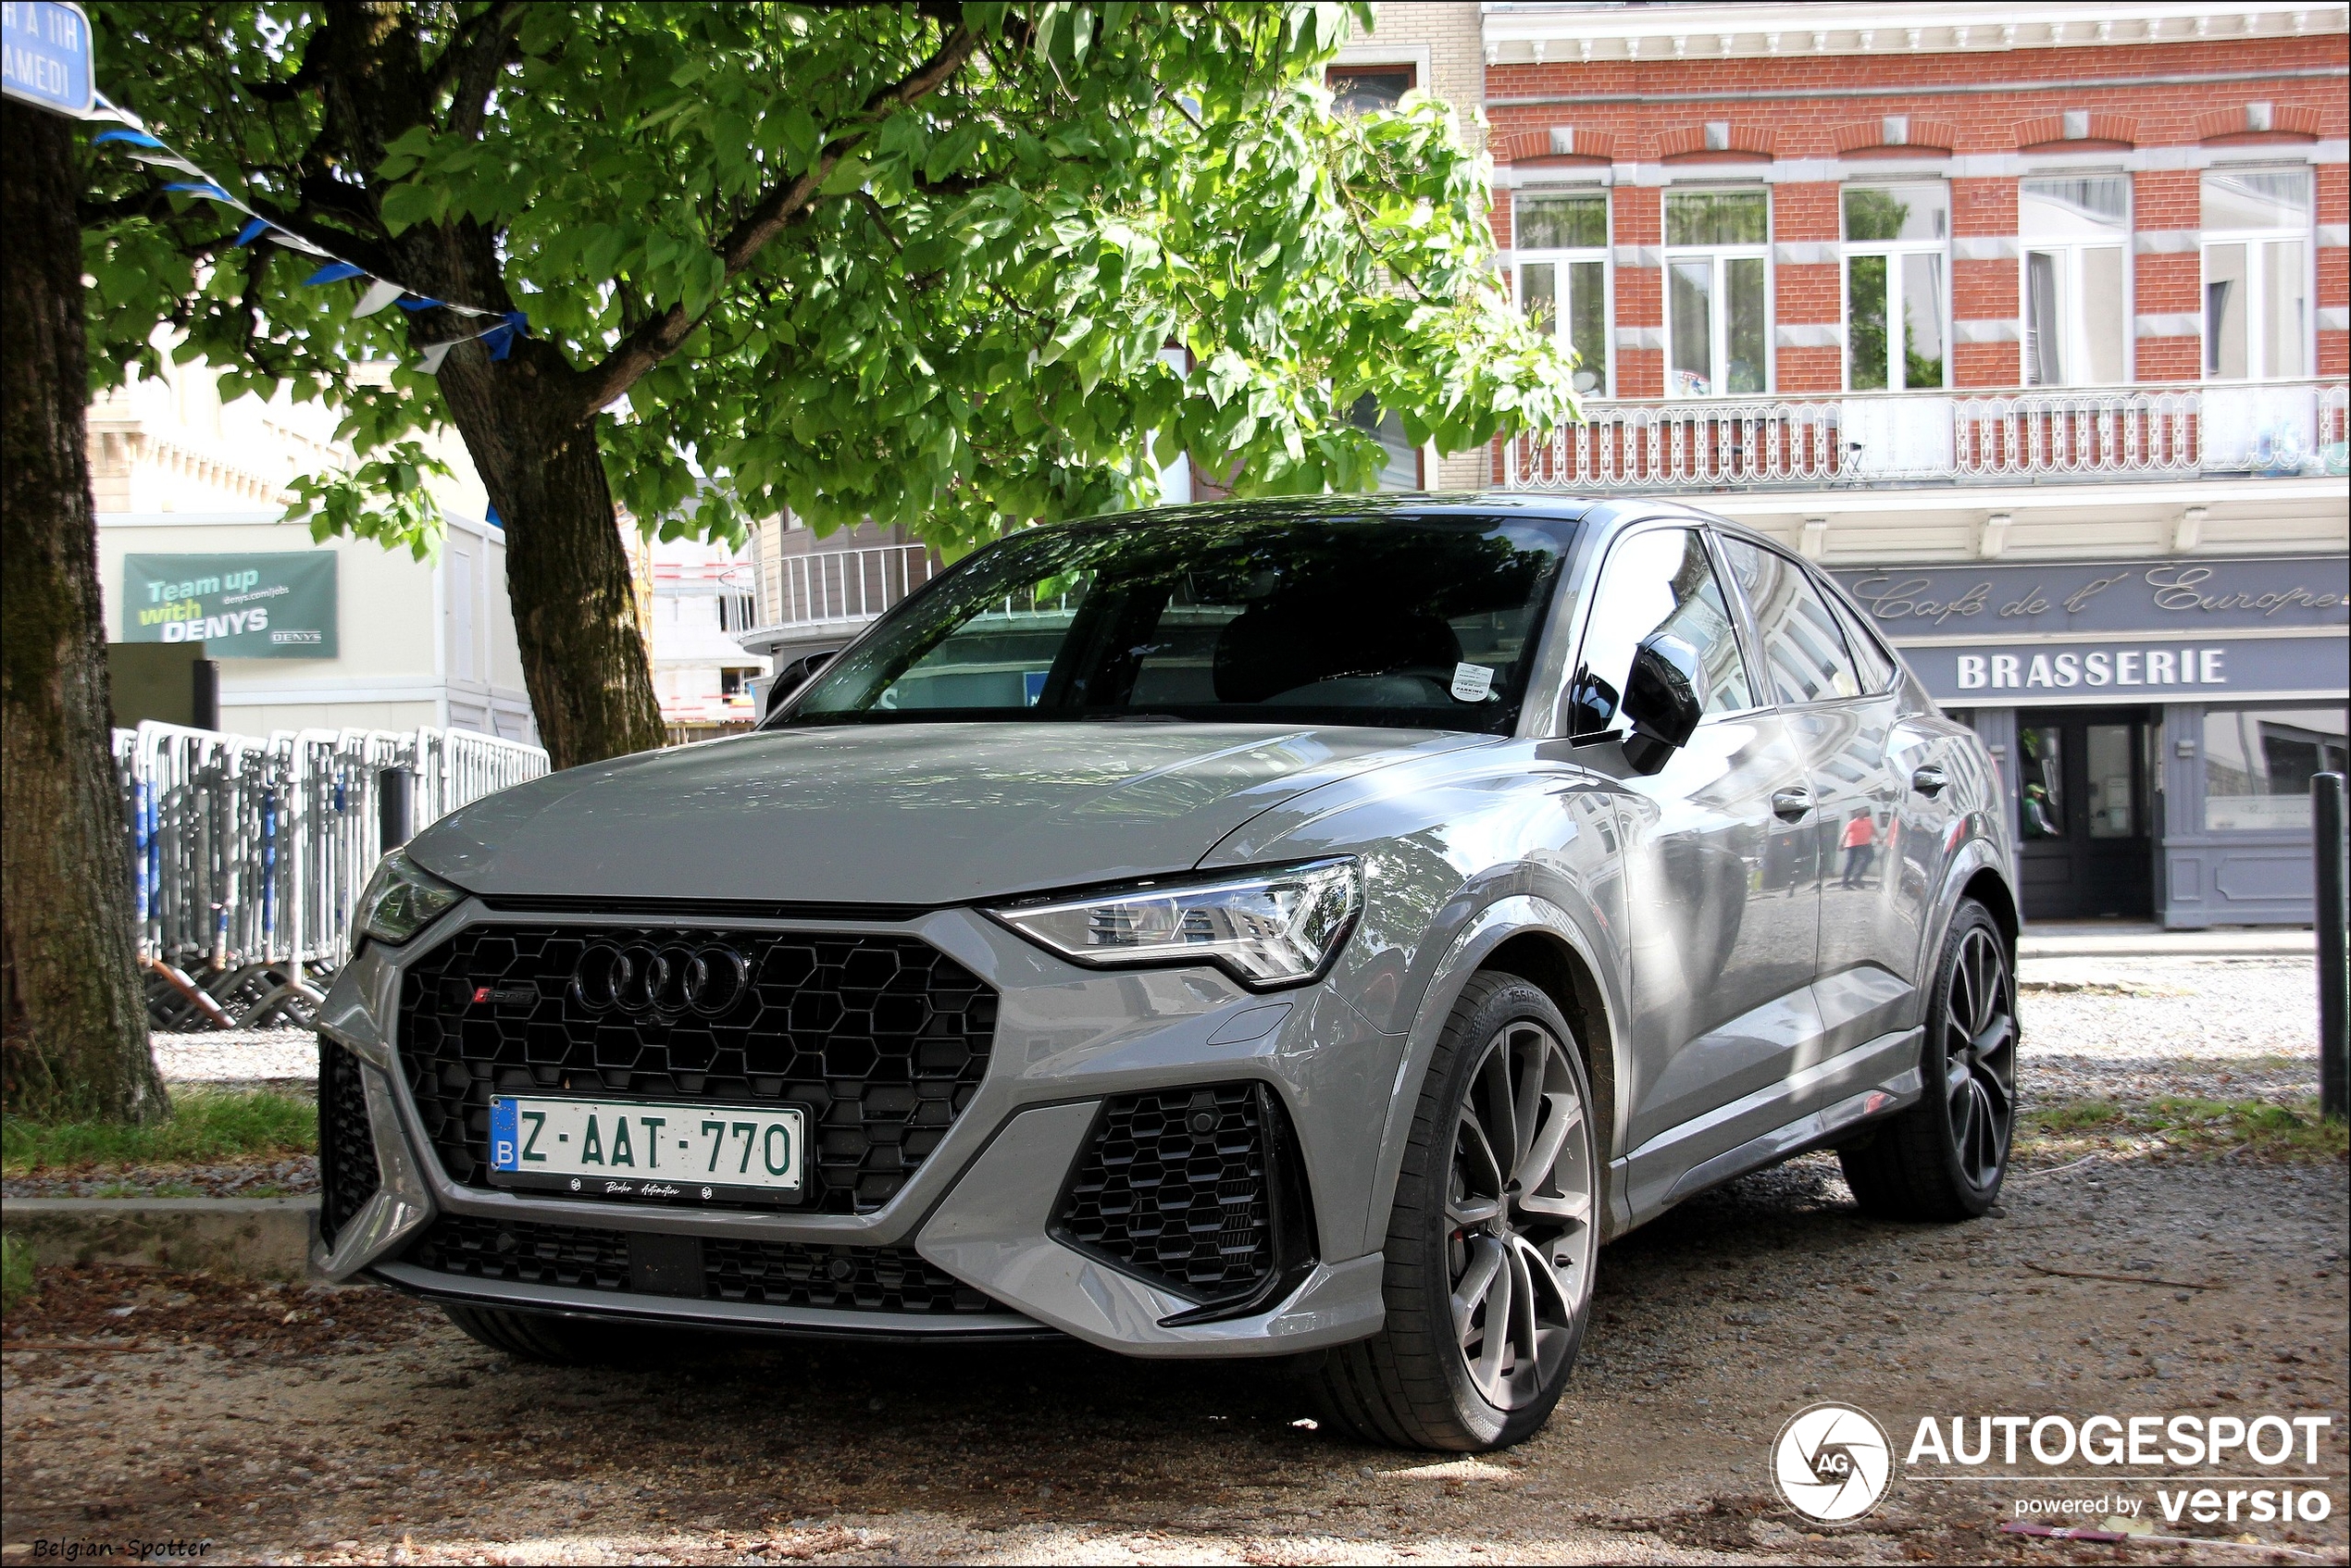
[{"left": 1773, "top": 1401, "right": 1895, "bottom": 1524}]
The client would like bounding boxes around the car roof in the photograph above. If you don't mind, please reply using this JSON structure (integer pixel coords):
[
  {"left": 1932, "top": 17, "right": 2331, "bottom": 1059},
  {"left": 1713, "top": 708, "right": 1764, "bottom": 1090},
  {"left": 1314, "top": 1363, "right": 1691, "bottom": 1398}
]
[{"left": 1060, "top": 492, "right": 1608, "bottom": 530}]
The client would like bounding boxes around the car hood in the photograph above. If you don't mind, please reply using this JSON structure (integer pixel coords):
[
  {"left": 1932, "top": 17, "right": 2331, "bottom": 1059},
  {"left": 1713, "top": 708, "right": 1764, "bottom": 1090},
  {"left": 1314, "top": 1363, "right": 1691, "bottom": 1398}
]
[{"left": 406, "top": 722, "right": 1494, "bottom": 906}]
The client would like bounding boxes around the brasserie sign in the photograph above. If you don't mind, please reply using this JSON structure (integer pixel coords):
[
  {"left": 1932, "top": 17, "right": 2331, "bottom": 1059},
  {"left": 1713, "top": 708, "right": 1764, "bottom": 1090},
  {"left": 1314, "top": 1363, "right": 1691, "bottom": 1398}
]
[
  {"left": 1829, "top": 555, "right": 2349, "bottom": 641},
  {"left": 121, "top": 552, "right": 338, "bottom": 659}
]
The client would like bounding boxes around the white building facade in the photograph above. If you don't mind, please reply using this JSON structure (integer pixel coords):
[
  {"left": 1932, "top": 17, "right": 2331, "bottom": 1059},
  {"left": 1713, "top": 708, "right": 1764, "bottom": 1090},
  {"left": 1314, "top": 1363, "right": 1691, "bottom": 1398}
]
[{"left": 92, "top": 355, "right": 537, "bottom": 741}]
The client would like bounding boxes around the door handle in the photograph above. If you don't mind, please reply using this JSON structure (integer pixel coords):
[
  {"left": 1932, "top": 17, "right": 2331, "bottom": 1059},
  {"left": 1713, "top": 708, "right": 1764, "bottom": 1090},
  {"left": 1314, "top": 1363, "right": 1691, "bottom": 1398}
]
[
  {"left": 1772, "top": 787, "right": 1813, "bottom": 822},
  {"left": 1911, "top": 765, "right": 1948, "bottom": 799}
]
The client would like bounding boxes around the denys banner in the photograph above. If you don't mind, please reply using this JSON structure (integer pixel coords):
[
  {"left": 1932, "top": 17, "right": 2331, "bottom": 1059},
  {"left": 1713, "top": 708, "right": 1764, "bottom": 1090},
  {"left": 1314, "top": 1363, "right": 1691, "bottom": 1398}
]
[{"left": 120, "top": 552, "right": 338, "bottom": 659}]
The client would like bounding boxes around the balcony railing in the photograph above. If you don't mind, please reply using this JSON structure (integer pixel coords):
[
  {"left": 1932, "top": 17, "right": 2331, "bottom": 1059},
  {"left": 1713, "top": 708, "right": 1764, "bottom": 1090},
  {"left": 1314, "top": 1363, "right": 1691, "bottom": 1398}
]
[
  {"left": 1503, "top": 380, "right": 2347, "bottom": 492},
  {"left": 739, "top": 542, "right": 935, "bottom": 648}
]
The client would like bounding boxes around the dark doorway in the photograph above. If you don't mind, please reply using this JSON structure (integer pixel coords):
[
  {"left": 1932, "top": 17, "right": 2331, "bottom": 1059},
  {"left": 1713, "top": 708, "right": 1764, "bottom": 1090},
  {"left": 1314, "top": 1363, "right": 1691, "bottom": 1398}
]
[{"left": 2016, "top": 708, "right": 2155, "bottom": 920}]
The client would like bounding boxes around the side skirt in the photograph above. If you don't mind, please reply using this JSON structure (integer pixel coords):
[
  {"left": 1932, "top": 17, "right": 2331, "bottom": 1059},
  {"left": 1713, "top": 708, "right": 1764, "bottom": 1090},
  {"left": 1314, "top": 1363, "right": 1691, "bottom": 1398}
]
[{"left": 1611, "top": 1027, "right": 1924, "bottom": 1233}]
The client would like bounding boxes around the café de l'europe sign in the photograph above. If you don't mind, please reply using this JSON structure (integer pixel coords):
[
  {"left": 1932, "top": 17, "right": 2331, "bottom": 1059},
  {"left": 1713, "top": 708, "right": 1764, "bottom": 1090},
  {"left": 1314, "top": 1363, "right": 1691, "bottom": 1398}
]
[
  {"left": 1829, "top": 555, "right": 2349, "bottom": 641},
  {"left": 1829, "top": 554, "right": 2350, "bottom": 703}
]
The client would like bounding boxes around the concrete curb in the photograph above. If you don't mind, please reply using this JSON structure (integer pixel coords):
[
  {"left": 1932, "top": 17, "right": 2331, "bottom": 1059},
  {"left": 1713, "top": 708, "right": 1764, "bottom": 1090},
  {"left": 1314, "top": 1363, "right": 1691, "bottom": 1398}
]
[
  {"left": 2019, "top": 925, "right": 2316, "bottom": 961},
  {"left": 3, "top": 1196, "right": 320, "bottom": 1282}
]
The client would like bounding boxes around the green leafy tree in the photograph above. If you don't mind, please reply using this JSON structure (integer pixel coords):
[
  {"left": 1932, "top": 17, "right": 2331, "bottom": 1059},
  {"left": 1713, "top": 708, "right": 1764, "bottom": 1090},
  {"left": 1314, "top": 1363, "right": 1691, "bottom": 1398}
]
[{"left": 84, "top": 2, "right": 1576, "bottom": 767}]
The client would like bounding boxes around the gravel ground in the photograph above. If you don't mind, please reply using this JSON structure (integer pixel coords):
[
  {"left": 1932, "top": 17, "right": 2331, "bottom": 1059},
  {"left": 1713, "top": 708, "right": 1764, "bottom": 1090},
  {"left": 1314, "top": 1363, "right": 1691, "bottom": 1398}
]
[
  {"left": 151, "top": 1027, "right": 319, "bottom": 1083},
  {"left": 2017, "top": 957, "right": 2322, "bottom": 1106},
  {"left": 4, "top": 1157, "right": 2343, "bottom": 1565}
]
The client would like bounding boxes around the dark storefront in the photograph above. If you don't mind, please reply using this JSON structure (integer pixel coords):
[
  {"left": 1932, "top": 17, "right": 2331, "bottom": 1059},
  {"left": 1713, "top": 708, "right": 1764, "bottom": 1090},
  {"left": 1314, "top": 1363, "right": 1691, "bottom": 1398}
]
[{"left": 1832, "top": 554, "right": 2351, "bottom": 927}]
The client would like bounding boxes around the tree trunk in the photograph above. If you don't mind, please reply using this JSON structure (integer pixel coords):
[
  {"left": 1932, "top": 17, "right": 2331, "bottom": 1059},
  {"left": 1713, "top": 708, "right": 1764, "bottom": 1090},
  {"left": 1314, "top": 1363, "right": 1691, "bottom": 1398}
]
[
  {"left": 429, "top": 337, "right": 666, "bottom": 769},
  {"left": 0, "top": 102, "right": 168, "bottom": 1122}
]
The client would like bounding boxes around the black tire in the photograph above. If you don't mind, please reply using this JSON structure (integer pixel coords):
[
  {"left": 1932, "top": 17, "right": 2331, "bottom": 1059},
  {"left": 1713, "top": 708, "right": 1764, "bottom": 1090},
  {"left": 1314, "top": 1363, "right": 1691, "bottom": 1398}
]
[
  {"left": 1315, "top": 973, "right": 1601, "bottom": 1451},
  {"left": 440, "top": 1302, "right": 644, "bottom": 1365},
  {"left": 1839, "top": 899, "right": 2017, "bottom": 1222}
]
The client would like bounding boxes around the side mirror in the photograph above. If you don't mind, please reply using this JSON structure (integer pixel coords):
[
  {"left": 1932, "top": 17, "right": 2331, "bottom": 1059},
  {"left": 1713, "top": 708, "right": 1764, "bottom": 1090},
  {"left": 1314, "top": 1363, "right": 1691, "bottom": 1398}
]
[{"left": 1620, "top": 632, "right": 1703, "bottom": 774}]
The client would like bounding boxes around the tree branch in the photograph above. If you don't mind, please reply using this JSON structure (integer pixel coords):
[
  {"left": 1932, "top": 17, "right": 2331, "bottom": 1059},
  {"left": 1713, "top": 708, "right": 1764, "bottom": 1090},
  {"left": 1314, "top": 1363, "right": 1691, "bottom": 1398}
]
[
  {"left": 567, "top": 17, "right": 982, "bottom": 418},
  {"left": 435, "top": 1, "right": 529, "bottom": 143}
]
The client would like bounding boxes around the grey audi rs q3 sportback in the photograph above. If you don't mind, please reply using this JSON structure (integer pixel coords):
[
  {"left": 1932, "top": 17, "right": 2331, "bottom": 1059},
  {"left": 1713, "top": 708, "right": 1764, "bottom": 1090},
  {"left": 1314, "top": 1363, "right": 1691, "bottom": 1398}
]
[{"left": 318, "top": 496, "right": 2019, "bottom": 1451}]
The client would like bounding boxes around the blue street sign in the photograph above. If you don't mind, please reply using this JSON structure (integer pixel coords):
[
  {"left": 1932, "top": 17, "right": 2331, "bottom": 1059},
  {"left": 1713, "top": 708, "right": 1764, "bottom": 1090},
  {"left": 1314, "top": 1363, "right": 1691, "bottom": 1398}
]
[{"left": 2, "top": 0, "right": 96, "bottom": 118}]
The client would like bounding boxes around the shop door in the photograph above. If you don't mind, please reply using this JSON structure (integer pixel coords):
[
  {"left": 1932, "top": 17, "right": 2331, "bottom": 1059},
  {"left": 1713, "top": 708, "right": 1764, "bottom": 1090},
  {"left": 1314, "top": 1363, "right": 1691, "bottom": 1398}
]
[{"left": 2015, "top": 710, "right": 2154, "bottom": 920}]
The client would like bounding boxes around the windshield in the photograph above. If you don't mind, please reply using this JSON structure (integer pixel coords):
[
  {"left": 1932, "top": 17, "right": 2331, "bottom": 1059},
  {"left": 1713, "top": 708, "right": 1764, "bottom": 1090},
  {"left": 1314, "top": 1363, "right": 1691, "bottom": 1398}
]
[{"left": 773, "top": 510, "right": 1569, "bottom": 734}]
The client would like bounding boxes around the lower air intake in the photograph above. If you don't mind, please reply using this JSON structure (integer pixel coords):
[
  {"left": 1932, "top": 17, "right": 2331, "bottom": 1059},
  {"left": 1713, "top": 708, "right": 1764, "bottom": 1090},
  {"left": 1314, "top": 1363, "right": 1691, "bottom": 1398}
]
[
  {"left": 318, "top": 1038, "right": 381, "bottom": 1246},
  {"left": 1053, "top": 1081, "right": 1315, "bottom": 1317}
]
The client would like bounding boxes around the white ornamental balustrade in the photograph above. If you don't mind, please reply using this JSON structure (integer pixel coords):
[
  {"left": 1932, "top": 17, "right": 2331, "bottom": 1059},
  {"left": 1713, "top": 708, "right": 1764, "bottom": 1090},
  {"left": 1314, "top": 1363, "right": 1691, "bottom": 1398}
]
[
  {"left": 748, "top": 542, "right": 936, "bottom": 638},
  {"left": 1504, "top": 380, "right": 2346, "bottom": 492}
]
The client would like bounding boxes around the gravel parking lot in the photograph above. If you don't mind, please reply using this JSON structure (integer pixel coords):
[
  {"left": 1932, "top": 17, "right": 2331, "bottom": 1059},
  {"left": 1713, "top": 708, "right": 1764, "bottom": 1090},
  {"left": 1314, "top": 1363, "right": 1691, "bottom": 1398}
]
[{"left": 5, "top": 959, "right": 2345, "bottom": 1565}]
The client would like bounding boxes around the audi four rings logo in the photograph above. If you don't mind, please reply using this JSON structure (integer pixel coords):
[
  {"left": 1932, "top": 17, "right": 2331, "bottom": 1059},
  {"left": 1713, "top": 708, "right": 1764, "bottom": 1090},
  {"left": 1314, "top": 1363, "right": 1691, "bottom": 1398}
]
[{"left": 569, "top": 941, "right": 751, "bottom": 1017}]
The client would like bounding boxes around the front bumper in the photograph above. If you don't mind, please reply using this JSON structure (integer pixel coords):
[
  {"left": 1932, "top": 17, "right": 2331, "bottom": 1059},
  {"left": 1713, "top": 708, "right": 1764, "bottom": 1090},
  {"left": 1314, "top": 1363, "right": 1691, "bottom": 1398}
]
[{"left": 315, "top": 899, "right": 1399, "bottom": 1356}]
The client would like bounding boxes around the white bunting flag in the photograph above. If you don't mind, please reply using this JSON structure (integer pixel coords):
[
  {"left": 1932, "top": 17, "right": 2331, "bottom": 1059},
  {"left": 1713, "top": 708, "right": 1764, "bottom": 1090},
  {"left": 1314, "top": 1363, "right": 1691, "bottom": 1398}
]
[{"left": 351, "top": 279, "right": 406, "bottom": 317}]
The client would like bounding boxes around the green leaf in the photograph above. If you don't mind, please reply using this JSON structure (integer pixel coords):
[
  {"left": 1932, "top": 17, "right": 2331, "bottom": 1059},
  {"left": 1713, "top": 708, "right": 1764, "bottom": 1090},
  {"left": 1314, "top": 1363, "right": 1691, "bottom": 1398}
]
[
  {"left": 377, "top": 180, "right": 444, "bottom": 234},
  {"left": 817, "top": 151, "right": 869, "bottom": 198}
]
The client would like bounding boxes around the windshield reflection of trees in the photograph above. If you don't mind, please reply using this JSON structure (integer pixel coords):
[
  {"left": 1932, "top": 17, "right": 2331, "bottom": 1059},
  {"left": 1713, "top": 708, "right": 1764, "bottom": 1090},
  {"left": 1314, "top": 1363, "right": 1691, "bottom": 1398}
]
[{"left": 784, "top": 516, "right": 1562, "bottom": 736}]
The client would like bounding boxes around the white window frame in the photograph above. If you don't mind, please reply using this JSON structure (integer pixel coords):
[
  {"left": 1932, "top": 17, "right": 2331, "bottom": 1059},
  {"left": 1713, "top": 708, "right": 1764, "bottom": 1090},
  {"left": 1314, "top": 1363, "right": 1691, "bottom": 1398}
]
[
  {"left": 1839, "top": 183, "right": 1951, "bottom": 393},
  {"left": 2018, "top": 175, "right": 2133, "bottom": 389},
  {"left": 1511, "top": 189, "right": 1614, "bottom": 399},
  {"left": 1662, "top": 187, "right": 1772, "bottom": 400},
  {"left": 2198, "top": 167, "right": 2314, "bottom": 383}
]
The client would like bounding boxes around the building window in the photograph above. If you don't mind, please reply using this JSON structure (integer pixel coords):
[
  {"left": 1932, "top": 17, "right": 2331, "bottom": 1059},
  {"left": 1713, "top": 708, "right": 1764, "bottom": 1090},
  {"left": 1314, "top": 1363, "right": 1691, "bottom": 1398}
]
[
  {"left": 2201, "top": 169, "right": 2311, "bottom": 381},
  {"left": 1512, "top": 193, "right": 1610, "bottom": 394},
  {"left": 1843, "top": 184, "right": 1948, "bottom": 392},
  {"left": 2020, "top": 176, "right": 2129, "bottom": 387},
  {"left": 1327, "top": 64, "right": 1413, "bottom": 115},
  {"left": 1347, "top": 395, "right": 1421, "bottom": 491},
  {"left": 716, "top": 591, "right": 756, "bottom": 632},
  {"left": 1663, "top": 189, "right": 1768, "bottom": 397},
  {"left": 2203, "top": 705, "right": 2348, "bottom": 831}
]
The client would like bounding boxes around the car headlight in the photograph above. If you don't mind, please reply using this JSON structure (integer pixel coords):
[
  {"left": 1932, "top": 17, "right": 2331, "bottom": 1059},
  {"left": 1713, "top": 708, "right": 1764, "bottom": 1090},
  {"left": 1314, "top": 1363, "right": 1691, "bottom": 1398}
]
[
  {"left": 988, "top": 859, "right": 1362, "bottom": 989},
  {"left": 355, "top": 847, "right": 465, "bottom": 945}
]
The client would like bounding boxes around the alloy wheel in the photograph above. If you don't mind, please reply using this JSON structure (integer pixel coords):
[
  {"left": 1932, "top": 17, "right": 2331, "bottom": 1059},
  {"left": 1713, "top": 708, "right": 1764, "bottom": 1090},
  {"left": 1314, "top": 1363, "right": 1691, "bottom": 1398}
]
[
  {"left": 1942, "top": 925, "right": 2016, "bottom": 1190},
  {"left": 1446, "top": 1020, "right": 1596, "bottom": 1411}
]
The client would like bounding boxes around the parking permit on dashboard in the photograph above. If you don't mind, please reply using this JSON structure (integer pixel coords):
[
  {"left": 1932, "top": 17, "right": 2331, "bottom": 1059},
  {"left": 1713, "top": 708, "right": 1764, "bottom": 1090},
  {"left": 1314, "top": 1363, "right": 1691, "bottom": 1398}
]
[{"left": 1450, "top": 662, "right": 1495, "bottom": 702}]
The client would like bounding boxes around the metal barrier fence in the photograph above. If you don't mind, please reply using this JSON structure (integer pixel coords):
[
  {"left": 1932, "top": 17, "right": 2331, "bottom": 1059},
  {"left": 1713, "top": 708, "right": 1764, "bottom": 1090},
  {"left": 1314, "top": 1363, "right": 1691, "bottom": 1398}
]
[{"left": 114, "top": 723, "right": 548, "bottom": 1028}]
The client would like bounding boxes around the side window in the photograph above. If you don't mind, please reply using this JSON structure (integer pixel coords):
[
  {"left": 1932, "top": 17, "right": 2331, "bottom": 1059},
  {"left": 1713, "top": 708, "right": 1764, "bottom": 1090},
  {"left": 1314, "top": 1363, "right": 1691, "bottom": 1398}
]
[
  {"left": 1565, "top": 528, "right": 1753, "bottom": 736},
  {"left": 1715, "top": 537, "right": 1861, "bottom": 706},
  {"left": 1823, "top": 583, "right": 1898, "bottom": 693}
]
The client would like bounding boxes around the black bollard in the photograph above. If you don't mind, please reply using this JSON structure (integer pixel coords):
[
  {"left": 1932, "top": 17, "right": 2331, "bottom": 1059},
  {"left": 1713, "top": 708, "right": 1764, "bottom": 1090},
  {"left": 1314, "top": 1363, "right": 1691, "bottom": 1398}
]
[
  {"left": 2315, "top": 772, "right": 2347, "bottom": 1122},
  {"left": 379, "top": 766, "right": 417, "bottom": 852}
]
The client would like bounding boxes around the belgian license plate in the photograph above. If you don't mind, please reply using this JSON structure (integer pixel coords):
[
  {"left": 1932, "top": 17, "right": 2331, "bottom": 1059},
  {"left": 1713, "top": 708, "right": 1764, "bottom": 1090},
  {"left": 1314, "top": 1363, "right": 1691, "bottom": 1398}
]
[{"left": 488, "top": 1095, "right": 806, "bottom": 1205}]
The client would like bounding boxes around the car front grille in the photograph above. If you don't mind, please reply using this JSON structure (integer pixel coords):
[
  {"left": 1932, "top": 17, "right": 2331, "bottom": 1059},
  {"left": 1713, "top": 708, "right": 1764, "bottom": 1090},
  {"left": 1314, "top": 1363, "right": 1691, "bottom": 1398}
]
[
  {"left": 400, "top": 1214, "right": 997, "bottom": 1313},
  {"left": 395, "top": 924, "right": 997, "bottom": 1213},
  {"left": 1054, "top": 1081, "right": 1312, "bottom": 1308},
  {"left": 318, "top": 1037, "right": 380, "bottom": 1245}
]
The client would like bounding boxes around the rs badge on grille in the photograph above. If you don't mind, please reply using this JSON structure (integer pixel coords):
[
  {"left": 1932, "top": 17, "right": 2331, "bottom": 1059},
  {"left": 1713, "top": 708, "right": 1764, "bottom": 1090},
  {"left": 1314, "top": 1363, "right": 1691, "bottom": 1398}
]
[{"left": 471, "top": 982, "right": 539, "bottom": 1006}]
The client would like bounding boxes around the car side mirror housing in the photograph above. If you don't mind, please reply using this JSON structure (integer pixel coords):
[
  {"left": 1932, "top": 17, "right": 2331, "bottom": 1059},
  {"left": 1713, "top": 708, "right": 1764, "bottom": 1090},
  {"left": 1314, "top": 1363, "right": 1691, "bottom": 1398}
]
[{"left": 1620, "top": 632, "right": 1703, "bottom": 774}]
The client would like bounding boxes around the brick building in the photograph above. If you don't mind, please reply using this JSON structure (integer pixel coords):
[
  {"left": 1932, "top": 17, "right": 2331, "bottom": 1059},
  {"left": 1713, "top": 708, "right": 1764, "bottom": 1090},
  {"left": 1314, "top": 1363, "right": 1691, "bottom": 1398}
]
[
  {"left": 731, "top": 3, "right": 2347, "bottom": 927},
  {"left": 1350, "top": 0, "right": 2345, "bottom": 927}
]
